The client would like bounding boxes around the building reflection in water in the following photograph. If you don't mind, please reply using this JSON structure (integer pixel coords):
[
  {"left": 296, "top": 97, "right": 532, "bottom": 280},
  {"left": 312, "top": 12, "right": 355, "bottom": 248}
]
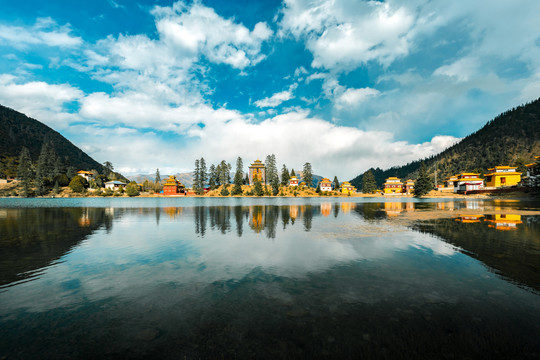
[
  {"left": 163, "top": 207, "right": 183, "bottom": 219},
  {"left": 321, "top": 202, "right": 331, "bottom": 217},
  {"left": 455, "top": 215, "right": 484, "bottom": 223},
  {"left": 486, "top": 214, "right": 522, "bottom": 230}
]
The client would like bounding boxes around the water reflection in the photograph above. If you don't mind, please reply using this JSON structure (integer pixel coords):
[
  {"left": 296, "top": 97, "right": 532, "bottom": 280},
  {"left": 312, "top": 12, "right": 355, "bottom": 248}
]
[
  {"left": 414, "top": 214, "right": 540, "bottom": 292},
  {"left": 0, "top": 207, "right": 113, "bottom": 287},
  {"left": 1, "top": 200, "right": 540, "bottom": 359}
]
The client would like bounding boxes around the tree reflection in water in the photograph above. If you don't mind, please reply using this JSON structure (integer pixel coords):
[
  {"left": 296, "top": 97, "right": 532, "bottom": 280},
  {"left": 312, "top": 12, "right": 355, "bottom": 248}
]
[{"left": 0, "top": 207, "right": 113, "bottom": 287}]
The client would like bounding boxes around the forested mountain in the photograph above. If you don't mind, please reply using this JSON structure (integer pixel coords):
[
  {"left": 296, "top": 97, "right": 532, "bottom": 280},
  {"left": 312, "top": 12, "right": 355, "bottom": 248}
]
[
  {"left": 350, "top": 97, "right": 540, "bottom": 189},
  {"left": 0, "top": 105, "right": 109, "bottom": 176}
]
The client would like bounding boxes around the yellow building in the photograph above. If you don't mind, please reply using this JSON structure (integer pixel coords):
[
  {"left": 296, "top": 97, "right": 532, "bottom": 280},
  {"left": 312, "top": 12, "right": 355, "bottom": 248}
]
[
  {"left": 383, "top": 177, "right": 403, "bottom": 194},
  {"left": 340, "top": 181, "right": 356, "bottom": 194},
  {"left": 484, "top": 166, "right": 521, "bottom": 187},
  {"left": 404, "top": 179, "right": 415, "bottom": 194},
  {"left": 248, "top": 159, "right": 266, "bottom": 185}
]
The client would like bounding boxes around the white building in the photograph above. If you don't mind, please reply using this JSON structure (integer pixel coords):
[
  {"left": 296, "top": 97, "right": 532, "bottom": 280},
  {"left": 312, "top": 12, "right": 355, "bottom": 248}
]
[
  {"left": 105, "top": 181, "right": 127, "bottom": 190},
  {"left": 455, "top": 173, "right": 484, "bottom": 193}
]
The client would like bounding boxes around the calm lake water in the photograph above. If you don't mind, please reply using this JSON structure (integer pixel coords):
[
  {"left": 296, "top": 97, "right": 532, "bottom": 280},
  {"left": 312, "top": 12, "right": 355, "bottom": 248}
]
[{"left": 1, "top": 197, "right": 540, "bottom": 359}]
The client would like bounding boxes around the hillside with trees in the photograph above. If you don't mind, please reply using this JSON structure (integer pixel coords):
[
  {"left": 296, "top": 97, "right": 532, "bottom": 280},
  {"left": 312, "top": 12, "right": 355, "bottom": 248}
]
[
  {"left": 0, "top": 104, "right": 112, "bottom": 177},
  {"left": 350, "top": 97, "right": 540, "bottom": 189}
]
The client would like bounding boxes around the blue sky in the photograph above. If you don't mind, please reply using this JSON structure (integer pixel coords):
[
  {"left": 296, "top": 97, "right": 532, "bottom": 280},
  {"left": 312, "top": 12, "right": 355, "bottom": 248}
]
[{"left": 1, "top": 0, "right": 540, "bottom": 178}]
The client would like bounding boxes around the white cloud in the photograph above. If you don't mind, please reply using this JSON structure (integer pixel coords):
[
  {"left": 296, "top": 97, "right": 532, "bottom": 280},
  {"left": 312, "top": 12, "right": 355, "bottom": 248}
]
[
  {"left": 0, "top": 17, "right": 82, "bottom": 48},
  {"left": 79, "top": 91, "right": 242, "bottom": 133},
  {"left": 335, "top": 87, "right": 380, "bottom": 109},
  {"left": 183, "top": 110, "right": 461, "bottom": 179},
  {"left": 254, "top": 84, "right": 297, "bottom": 108},
  {"left": 0, "top": 74, "right": 83, "bottom": 129},
  {"left": 433, "top": 57, "right": 479, "bottom": 82},
  {"left": 152, "top": 1, "right": 272, "bottom": 69},
  {"left": 280, "top": 0, "right": 415, "bottom": 69}
]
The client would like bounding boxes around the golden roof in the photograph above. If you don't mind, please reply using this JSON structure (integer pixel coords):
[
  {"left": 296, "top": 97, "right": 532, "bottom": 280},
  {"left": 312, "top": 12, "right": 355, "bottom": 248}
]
[
  {"left": 489, "top": 166, "right": 516, "bottom": 170},
  {"left": 249, "top": 159, "right": 265, "bottom": 168},
  {"left": 386, "top": 177, "right": 400, "bottom": 180},
  {"left": 321, "top": 178, "right": 331, "bottom": 182},
  {"left": 77, "top": 170, "right": 93, "bottom": 174},
  {"left": 485, "top": 171, "right": 521, "bottom": 176}
]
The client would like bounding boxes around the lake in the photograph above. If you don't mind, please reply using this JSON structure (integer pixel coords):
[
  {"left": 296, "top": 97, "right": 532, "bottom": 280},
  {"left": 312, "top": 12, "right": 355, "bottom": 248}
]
[{"left": 1, "top": 197, "right": 540, "bottom": 359}]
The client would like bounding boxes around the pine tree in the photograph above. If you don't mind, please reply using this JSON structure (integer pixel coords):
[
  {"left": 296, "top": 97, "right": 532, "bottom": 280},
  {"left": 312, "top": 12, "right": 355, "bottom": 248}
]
[
  {"left": 333, "top": 176, "right": 340, "bottom": 190},
  {"left": 53, "top": 156, "right": 64, "bottom": 177},
  {"left": 17, "top": 147, "right": 33, "bottom": 197},
  {"left": 362, "top": 170, "right": 377, "bottom": 194},
  {"left": 302, "top": 163, "right": 313, "bottom": 188},
  {"left": 244, "top": 174, "right": 249, "bottom": 185},
  {"left": 218, "top": 160, "right": 229, "bottom": 186},
  {"left": 103, "top": 161, "right": 114, "bottom": 176},
  {"left": 199, "top": 157, "right": 207, "bottom": 191},
  {"left": 281, "top": 164, "right": 290, "bottom": 186},
  {"left": 414, "top": 162, "right": 432, "bottom": 197},
  {"left": 290, "top": 168, "right": 296, "bottom": 177},
  {"left": 154, "top": 168, "right": 162, "bottom": 192},
  {"left": 209, "top": 164, "right": 217, "bottom": 190},
  {"left": 253, "top": 179, "right": 264, "bottom": 196},
  {"left": 232, "top": 157, "right": 244, "bottom": 195},
  {"left": 193, "top": 159, "right": 200, "bottom": 194},
  {"left": 35, "top": 142, "right": 57, "bottom": 195}
]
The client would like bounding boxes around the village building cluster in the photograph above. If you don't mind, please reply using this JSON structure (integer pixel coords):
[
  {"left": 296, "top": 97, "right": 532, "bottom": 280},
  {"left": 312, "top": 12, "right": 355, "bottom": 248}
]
[{"left": 68, "top": 157, "right": 539, "bottom": 197}]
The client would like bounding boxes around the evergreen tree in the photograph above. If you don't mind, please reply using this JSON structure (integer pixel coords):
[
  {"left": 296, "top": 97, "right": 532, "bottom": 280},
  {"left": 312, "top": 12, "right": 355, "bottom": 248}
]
[
  {"left": 333, "top": 176, "right": 340, "bottom": 190},
  {"left": 199, "top": 157, "right": 207, "bottom": 190},
  {"left": 232, "top": 157, "right": 244, "bottom": 195},
  {"left": 104, "top": 161, "right": 114, "bottom": 176},
  {"left": 302, "top": 163, "right": 313, "bottom": 188},
  {"left": 17, "top": 147, "right": 33, "bottom": 197},
  {"left": 414, "top": 162, "right": 432, "bottom": 197},
  {"left": 218, "top": 160, "right": 230, "bottom": 186},
  {"left": 35, "top": 142, "right": 57, "bottom": 195},
  {"left": 155, "top": 168, "right": 162, "bottom": 192},
  {"left": 208, "top": 164, "right": 217, "bottom": 190},
  {"left": 362, "top": 170, "right": 377, "bottom": 194},
  {"left": 244, "top": 174, "right": 249, "bottom": 185},
  {"left": 193, "top": 159, "right": 201, "bottom": 194},
  {"left": 281, "top": 164, "right": 290, "bottom": 186},
  {"left": 265, "top": 154, "right": 278, "bottom": 186},
  {"left": 290, "top": 168, "right": 296, "bottom": 177},
  {"left": 253, "top": 179, "right": 264, "bottom": 196},
  {"left": 66, "top": 166, "right": 77, "bottom": 179},
  {"left": 53, "top": 157, "right": 65, "bottom": 177},
  {"left": 215, "top": 163, "right": 222, "bottom": 187}
]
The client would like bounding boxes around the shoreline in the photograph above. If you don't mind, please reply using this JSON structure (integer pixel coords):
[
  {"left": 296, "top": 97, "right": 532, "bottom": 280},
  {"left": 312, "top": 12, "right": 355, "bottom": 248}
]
[{"left": 0, "top": 192, "right": 536, "bottom": 200}]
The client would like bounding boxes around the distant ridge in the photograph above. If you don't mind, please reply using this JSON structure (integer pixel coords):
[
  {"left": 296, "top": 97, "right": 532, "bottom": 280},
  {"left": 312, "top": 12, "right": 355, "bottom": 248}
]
[
  {"left": 350, "top": 97, "right": 540, "bottom": 189},
  {"left": 0, "top": 104, "right": 108, "bottom": 174}
]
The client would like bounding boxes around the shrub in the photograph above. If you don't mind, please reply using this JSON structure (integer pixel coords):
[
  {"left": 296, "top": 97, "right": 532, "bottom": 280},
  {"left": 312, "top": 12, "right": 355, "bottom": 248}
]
[
  {"left": 69, "top": 176, "right": 87, "bottom": 193},
  {"left": 103, "top": 188, "right": 113, "bottom": 196},
  {"left": 220, "top": 186, "right": 230, "bottom": 196},
  {"left": 126, "top": 181, "right": 140, "bottom": 197},
  {"left": 54, "top": 174, "right": 70, "bottom": 187}
]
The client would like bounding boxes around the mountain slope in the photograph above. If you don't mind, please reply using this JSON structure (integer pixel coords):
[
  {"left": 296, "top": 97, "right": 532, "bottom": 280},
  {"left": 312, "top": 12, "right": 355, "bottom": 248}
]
[
  {"left": 0, "top": 104, "right": 106, "bottom": 173},
  {"left": 350, "top": 97, "right": 540, "bottom": 189}
]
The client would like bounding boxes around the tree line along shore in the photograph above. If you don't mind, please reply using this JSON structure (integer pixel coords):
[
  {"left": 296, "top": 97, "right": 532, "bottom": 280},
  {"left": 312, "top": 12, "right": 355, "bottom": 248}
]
[{"left": 1, "top": 147, "right": 537, "bottom": 199}]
